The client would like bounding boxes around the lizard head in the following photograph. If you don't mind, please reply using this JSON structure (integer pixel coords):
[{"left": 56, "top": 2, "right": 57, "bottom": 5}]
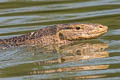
[{"left": 57, "top": 23, "right": 108, "bottom": 40}]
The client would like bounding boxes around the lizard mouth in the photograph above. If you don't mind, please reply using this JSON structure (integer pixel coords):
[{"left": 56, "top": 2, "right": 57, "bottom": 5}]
[
  {"left": 85, "top": 29, "right": 108, "bottom": 39},
  {"left": 92, "top": 30, "right": 107, "bottom": 35},
  {"left": 72, "top": 29, "right": 107, "bottom": 40},
  {"left": 60, "top": 30, "right": 108, "bottom": 41}
]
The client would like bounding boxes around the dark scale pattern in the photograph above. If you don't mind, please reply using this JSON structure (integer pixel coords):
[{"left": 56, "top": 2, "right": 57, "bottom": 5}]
[{"left": 0, "top": 25, "right": 58, "bottom": 47}]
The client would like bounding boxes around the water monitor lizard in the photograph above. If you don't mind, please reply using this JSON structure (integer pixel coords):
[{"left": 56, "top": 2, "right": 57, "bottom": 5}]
[{"left": 0, "top": 23, "right": 108, "bottom": 49}]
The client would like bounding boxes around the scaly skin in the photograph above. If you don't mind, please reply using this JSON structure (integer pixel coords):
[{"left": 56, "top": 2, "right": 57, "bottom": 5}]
[{"left": 0, "top": 23, "right": 108, "bottom": 48}]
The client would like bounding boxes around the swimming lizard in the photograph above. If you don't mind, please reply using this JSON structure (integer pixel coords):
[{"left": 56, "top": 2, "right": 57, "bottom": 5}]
[{"left": 0, "top": 23, "right": 108, "bottom": 48}]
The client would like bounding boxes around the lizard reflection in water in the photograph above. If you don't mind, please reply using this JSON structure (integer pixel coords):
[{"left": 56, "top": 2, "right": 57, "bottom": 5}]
[
  {"left": 28, "top": 42, "right": 109, "bottom": 79},
  {"left": 30, "top": 42, "right": 109, "bottom": 64},
  {"left": 0, "top": 42, "right": 109, "bottom": 79}
]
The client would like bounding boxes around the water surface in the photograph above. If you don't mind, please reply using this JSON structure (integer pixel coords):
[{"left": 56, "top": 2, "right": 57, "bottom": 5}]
[{"left": 0, "top": 0, "right": 120, "bottom": 80}]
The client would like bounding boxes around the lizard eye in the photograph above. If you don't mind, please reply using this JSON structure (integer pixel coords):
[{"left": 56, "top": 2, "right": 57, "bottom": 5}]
[{"left": 76, "top": 27, "right": 80, "bottom": 30}]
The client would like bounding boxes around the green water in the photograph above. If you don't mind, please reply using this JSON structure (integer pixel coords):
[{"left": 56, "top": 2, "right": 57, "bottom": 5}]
[{"left": 0, "top": 0, "right": 120, "bottom": 80}]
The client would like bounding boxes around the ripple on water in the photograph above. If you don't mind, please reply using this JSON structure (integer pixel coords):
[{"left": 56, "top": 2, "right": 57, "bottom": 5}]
[{"left": 0, "top": 0, "right": 120, "bottom": 80}]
